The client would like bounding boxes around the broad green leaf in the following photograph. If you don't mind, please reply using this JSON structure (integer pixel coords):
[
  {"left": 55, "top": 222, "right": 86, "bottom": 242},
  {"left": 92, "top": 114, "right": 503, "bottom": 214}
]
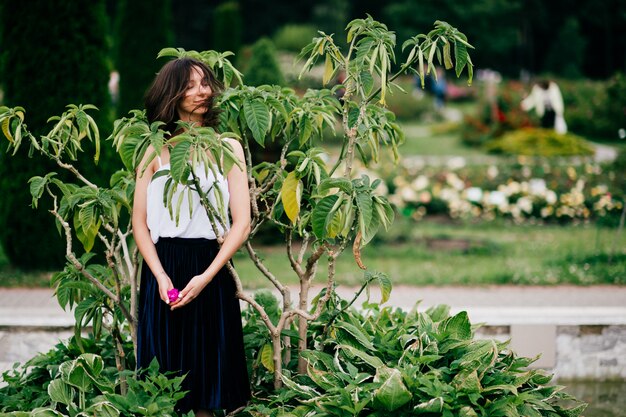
[
  {"left": 2, "top": 117, "right": 12, "bottom": 142},
  {"left": 355, "top": 192, "right": 373, "bottom": 236},
  {"left": 338, "top": 344, "right": 384, "bottom": 368},
  {"left": 414, "top": 397, "right": 443, "bottom": 414},
  {"left": 169, "top": 141, "right": 192, "bottom": 181},
  {"left": 312, "top": 194, "right": 339, "bottom": 238},
  {"left": 85, "top": 401, "right": 120, "bottom": 417},
  {"left": 48, "top": 379, "right": 74, "bottom": 405},
  {"left": 443, "top": 39, "right": 453, "bottom": 69},
  {"left": 454, "top": 41, "right": 468, "bottom": 78},
  {"left": 78, "top": 353, "right": 104, "bottom": 377},
  {"left": 298, "top": 114, "right": 313, "bottom": 146},
  {"left": 260, "top": 343, "right": 274, "bottom": 372},
  {"left": 459, "top": 406, "right": 479, "bottom": 417},
  {"left": 441, "top": 311, "right": 471, "bottom": 340},
  {"left": 323, "top": 54, "right": 333, "bottom": 86},
  {"left": 31, "top": 409, "right": 67, "bottom": 417},
  {"left": 67, "top": 362, "right": 92, "bottom": 392},
  {"left": 373, "top": 366, "right": 412, "bottom": 411},
  {"left": 281, "top": 172, "right": 302, "bottom": 224},
  {"left": 369, "top": 271, "right": 392, "bottom": 304},
  {"left": 243, "top": 99, "right": 270, "bottom": 146},
  {"left": 334, "top": 320, "right": 375, "bottom": 350},
  {"left": 318, "top": 178, "right": 353, "bottom": 195}
]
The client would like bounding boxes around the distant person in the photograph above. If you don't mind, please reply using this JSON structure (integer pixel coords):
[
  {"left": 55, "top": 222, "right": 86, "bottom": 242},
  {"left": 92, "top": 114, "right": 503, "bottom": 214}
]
[
  {"left": 521, "top": 80, "right": 567, "bottom": 133},
  {"left": 431, "top": 67, "right": 448, "bottom": 110}
]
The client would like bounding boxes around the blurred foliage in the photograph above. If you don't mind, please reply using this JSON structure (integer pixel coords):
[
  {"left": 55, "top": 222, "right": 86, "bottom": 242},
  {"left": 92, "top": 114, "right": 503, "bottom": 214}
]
[
  {"left": 273, "top": 24, "right": 319, "bottom": 53},
  {"left": 242, "top": 38, "right": 285, "bottom": 87},
  {"left": 485, "top": 128, "right": 595, "bottom": 157},
  {"left": 461, "top": 81, "right": 533, "bottom": 147},
  {"left": 544, "top": 17, "right": 587, "bottom": 78},
  {"left": 0, "top": 0, "right": 115, "bottom": 270},
  {"left": 115, "top": 0, "right": 173, "bottom": 115},
  {"left": 561, "top": 72, "right": 626, "bottom": 141},
  {"left": 212, "top": 1, "right": 243, "bottom": 55}
]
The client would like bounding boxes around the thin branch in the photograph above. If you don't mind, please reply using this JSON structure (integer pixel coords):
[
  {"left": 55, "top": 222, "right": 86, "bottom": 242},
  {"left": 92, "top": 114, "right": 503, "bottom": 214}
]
[
  {"left": 297, "top": 234, "right": 310, "bottom": 265},
  {"left": 287, "top": 229, "right": 304, "bottom": 277},
  {"left": 245, "top": 241, "right": 286, "bottom": 294},
  {"left": 54, "top": 159, "right": 98, "bottom": 189}
]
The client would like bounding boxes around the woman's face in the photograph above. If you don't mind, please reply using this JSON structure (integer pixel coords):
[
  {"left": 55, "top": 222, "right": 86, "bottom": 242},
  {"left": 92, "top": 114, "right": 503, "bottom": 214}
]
[{"left": 177, "top": 65, "right": 212, "bottom": 123}]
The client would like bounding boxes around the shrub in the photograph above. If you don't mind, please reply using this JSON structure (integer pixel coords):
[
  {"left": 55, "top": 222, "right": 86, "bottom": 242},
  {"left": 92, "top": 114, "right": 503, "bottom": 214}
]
[
  {"left": 115, "top": 0, "right": 173, "bottom": 115},
  {"left": 244, "top": 292, "right": 587, "bottom": 417},
  {"left": 273, "top": 24, "right": 318, "bottom": 53},
  {"left": 242, "top": 38, "right": 285, "bottom": 86},
  {"left": 212, "top": 1, "right": 243, "bottom": 55},
  {"left": 486, "top": 128, "right": 595, "bottom": 157},
  {"left": 0, "top": 0, "right": 113, "bottom": 270}
]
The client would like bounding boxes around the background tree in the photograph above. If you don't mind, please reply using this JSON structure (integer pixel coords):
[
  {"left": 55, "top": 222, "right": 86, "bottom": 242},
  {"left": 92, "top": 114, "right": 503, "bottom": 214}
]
[
  {"left": 544, "top": 17, "right": 587, "bottom": 78},
  {"left": 242, "top": 38, "right": 285, "bottom": 87},
  {"left": 212, "top": 1, "right": 243, "bottom": 56},
  {"left": 115, "top": 0, "right": 174, "bottom": 116},
  {"left": 0, "top": 0, "right": 112, "bottom": 270}
]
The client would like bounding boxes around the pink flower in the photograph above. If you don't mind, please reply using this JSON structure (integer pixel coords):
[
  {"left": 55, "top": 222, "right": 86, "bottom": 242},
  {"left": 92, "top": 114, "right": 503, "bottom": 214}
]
[{"left": 167, "top": 288, "right": 180, "bottom": 303}]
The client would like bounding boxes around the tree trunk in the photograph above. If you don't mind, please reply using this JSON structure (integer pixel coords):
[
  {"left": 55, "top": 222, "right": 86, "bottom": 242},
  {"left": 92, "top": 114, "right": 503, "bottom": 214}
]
[
  {"left": 272, "top": 331, "right": 283, "bottom": 389},
  {"left": 297, "top": 278, "right": 310, "bottom": 374}
]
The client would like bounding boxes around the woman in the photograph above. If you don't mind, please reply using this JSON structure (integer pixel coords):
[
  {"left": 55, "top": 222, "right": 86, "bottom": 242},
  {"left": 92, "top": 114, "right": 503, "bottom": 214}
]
[{"left": 132, "top": 57, "right": 251, "bottom": 416}]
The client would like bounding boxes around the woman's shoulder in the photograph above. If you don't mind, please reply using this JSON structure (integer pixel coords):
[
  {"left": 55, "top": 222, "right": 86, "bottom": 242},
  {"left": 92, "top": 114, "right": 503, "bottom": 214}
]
[{"left": 222, "top": 137, "right": 244, "bottom": 157}]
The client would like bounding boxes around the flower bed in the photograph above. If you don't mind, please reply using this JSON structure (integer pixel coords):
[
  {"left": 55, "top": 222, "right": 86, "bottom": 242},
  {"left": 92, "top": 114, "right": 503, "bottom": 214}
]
[{"left": 362, "top": 157, "right": 623, "bottom": 224}]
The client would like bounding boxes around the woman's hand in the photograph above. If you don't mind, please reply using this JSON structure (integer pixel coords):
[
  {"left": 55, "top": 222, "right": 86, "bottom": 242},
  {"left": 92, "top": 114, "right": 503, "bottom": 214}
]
[
  {"left": 170, "top": 274, "right": 211, "bottom": 310},
  {"left": 156, "top": 273, "right": 176, "bottom": 305}
]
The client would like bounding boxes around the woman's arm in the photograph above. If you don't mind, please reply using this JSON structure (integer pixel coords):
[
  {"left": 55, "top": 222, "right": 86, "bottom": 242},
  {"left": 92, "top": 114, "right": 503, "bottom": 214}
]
[
  {"left": 172, "top": 138, "right": 250, "bottom": 309},
  {"left": 132, "top": 145, "right": 175, "bottom": 304}
]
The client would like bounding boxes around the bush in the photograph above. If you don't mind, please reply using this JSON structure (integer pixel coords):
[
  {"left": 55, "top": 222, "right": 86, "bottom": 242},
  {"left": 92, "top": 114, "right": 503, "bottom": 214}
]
[
  {"left": 242, "top": 38, "right": 285, "bottom": 86},
  {"left": 273, "top": 24, "right": 318, "bottom": 53},
  {"left": 244, "top": 292, "right": 587, "bottom": 417},
  {"left": 486, "top": 128, "right": 595, "bottom": 157},
  {"left": 116, "top": 0, "right": 173, "bottom": 115},
  {"left": 212, "top": 1, "right": 243, "bottom": 55},
  {"left": 0, "top": 0, "right": 113, "bottom": 270}
]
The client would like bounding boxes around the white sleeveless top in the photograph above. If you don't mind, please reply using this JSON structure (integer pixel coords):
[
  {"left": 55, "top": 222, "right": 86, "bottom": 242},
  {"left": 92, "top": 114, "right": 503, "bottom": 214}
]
[{"left": 146, "top": 157, "right": 230, "bottom": 244}]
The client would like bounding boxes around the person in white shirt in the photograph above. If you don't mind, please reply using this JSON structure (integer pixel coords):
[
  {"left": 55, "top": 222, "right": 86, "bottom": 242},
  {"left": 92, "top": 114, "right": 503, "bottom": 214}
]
[{"left": 521, "top": 79, "right": 567, "bottom": 134}]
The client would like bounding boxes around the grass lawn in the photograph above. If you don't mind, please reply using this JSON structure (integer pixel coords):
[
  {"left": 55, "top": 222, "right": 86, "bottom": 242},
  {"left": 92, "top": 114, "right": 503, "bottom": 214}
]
[
  {"left": 233, "top": 218, "right": 626, "bottom": 289},
  {"left": 1, "top": 220, "right": 623, "bottom": 289}
]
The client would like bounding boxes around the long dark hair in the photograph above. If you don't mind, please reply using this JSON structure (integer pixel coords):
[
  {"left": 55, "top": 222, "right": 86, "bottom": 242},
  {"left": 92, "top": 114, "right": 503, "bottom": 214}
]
[{"left": 144, "top": 58, "right": 223, "bottom": 135}]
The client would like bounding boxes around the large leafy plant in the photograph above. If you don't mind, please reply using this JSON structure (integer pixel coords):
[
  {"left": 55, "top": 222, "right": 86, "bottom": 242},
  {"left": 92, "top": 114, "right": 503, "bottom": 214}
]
[
  {"left": 0, "top": 16, "right": 474, "bottom": 393},
  {"left": 244, "top": 295, "right": 587, "bottom": 417}
]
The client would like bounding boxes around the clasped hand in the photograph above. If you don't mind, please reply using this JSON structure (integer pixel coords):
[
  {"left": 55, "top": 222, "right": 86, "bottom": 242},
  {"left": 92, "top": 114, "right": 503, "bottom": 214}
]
[{"left": 169, "top": 274, "right": 211, "bottom": 310}]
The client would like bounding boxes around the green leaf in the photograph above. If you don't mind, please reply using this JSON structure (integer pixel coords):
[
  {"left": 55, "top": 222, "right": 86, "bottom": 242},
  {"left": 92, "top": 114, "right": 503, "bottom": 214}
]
[
  {"left": 413, "top": 397, "right": 443, "bottom": 414},
  {"left": 48, "top": 379, "right": 74, "bottom": 405},
  {"left": 370, "top": 271, "right": 392, "bottom": 304},
  {"left": 260, "top": 343, "right": 274, "bottom": 372},
  {"left": 31, "top": 409, "right": 67, "bottom": 417},
  {"left": 243, "top": 99, "right": 270, "bottom": 146},
  {"left": 298, "top": 114, "right": 313, "bottom": 146},
  {"left": 281, "top": 172, "right": 302, "bottom": 224},
  {"left": 443, "top": 39, "right": 453, "bottom": 69},
  {"left": 355, "top": 192, "right": 373, "bottom": 237},
  {"left": 85, "top": 401, "right": 121, "bottom": 417},
  {"left": 373, "top": 366, "right": 412, "bottom": 411},
  {"left": 334, "top": 320, "right": 375, "bottom": 351},
  {"left": 169, "top": 140, "right": 191, "bottom": 182},
  {"left": 338, "top": 344, "right": 384, "bottom": 368},
  {"left": 441, "top": 311, "right": 472, "bottom": 340},
  {"left": 318, "top": 177, "right": 353, "bottom": 195},
  {"left": 312, "top": 194, "right": 340, "bottom": 238},
  {"left": 454, "top": 41, "right": 468, "bottom": 78},
  {"left": 67, "top": 362, "right": 92, "bottom": 392}
]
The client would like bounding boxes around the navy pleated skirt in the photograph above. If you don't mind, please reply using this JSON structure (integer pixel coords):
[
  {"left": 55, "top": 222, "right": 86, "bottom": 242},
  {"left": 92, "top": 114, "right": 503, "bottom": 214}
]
[{"left": 137, "top": 237, "right": 251, "bottom": 413}]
